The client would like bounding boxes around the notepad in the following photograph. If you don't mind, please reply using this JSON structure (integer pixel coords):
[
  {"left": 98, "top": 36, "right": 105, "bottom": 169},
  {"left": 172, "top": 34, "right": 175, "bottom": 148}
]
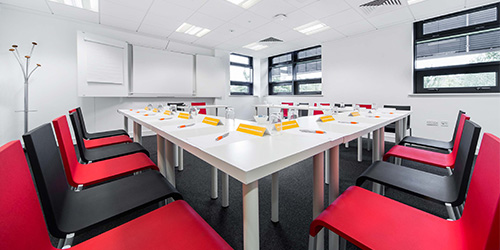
[{"left": 349, "top": 112, "right": 360, "bottom": 117}]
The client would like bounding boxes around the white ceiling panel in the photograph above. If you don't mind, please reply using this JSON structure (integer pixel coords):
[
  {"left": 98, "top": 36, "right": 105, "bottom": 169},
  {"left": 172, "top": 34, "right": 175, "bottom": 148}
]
[
  {"left": 409, "top": 0, "right": 465, "bottom": 20},
  {"left": 197, "top": 0, "right": 245, "bottom": 21},
  {"left": 48, "top": 2, "right": 99, "bottom": 23},
  {"left": 276, "top": 9, "right": 316, "bottom": 29},
  {"left": 100, "top": 14, "right": 141, "bottom": 31},
  {"left": 334, "top": 19, "right": 375, "bottom": 36},
  {"left": 229, "top": 11, "right": 271, "bottom": 30},
  {"left": 207, "top": 22, "right": 250, "bottom": 41},
  {"left": 186, "top": 12, "right": 225, "bottom": 30},
  {"left": 301, "top": 0, "right": 352, "bottom": 19},
  {"left": 141, "top": 14, "right": 184, "bottom": 31},
  {"left": 161, "top": 0, "right": 208, "bottom": 10},
  {"left": 308, "top": 28, "right": 345, "bottom": 42},
  {"left": 368, "top": 7, "right": 414, "bottom": 29},
  {"left": 100, "top": 0, "right": 148, "bottom": 23},
  {"left": 147, "top": 0, "right": 196, "bottom": 22},
  {"left": 284, "top": 0, "right": 319, "bottom": 8},
  {"left": 466, "top": 0, "right": 498, "bottom": 8},
  {"left": 248, "top": 0, "right": 297, "bottom": 19},
  {"left": 320, "top": 9, "right": 364, "bottom": 28},
  {"left": 137, "top": 24, "right": 173, "bottom": 38},
  {"left": 273, "top": 29, "right": 306, "bottom": 42},
  {"left": 253, "top": 21, "right": 290, "bottom": 37},
  {"left": 168, "top": 31, "right": 200, "bottom": 43},
  {"left": 192, "top": 37, "right": 223, "bottom": 48},
  {"left": 104, "top": 0, "right": 153, "bottom": 11},
  {"left": 0, "top": 0, "right": 51, "bottom": 13},
  {"left": 224, "top": 30, "right": 268, "bottom": 47}
]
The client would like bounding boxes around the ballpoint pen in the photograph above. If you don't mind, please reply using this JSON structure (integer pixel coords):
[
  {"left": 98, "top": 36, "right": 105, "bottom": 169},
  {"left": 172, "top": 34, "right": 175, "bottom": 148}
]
[
  {"left": 300, "top": 129, "right": 326, "bottom": 134},
  {"left": 215, "top": 132, "right": 230, "bottom": 141},
  {"left": 178, "top": 123, "right": 195, "bottom": 128},
  {"left": 338, "top": 121, "right": 358, "bottom": 124}
]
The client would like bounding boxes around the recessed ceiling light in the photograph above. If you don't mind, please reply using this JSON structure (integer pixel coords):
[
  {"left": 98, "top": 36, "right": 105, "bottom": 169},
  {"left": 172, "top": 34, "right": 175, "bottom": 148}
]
[
  {"left": 175, "top": 23, "right": 211, "bottom": 37},
  {"left": 294, "top": 21, "right": 330, "bottom": 35},
  {"left": 243, "top": 42, "right": 268, "bottom": 51},
  {"left": 226, "top": 0, "right": 261, "bottom": 9},
  {"left": 407, "top": 0, "right": 426, "bottom": 5},
  {"left": 48, "top": 0, "right": 99, "bottom": 12}
]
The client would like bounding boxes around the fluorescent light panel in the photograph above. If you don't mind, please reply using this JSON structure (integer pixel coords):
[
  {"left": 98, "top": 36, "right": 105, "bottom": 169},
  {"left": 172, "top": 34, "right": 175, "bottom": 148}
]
[
  {"left": 175, "top": 23, "right": 211, "bottom": 37},
  {"left": 407, "top": 0, "right": 426, "bottom": 5},
  {"left": 243, "top": 42, "right": 268, "bottom": 51},
  {"left": 226, "top": 0, "right": 261, "bottom": 9},
  {"left": 294, "top": 21, "right": 330, "bottom": 35},
  {"left": 49, "top": 0, "right": 99, "bottom": 12}
]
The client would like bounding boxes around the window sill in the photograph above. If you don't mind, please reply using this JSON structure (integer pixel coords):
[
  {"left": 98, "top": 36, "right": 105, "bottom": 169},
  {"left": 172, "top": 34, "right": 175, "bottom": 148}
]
[
  {"left": 408, "top": 93, "right": 500, "bottom": 97},
  {"left": 267, "top": 95, "right": 324, "bottom": 97}
]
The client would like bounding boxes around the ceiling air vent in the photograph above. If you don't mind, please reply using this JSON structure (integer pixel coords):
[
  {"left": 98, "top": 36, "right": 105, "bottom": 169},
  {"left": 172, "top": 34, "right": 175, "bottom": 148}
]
[
  {"left": 359, "top": 0, "right": 401, "bottom": 14},
  {"left": 259, "top": 37, "right": 283, "bottom": 44}
]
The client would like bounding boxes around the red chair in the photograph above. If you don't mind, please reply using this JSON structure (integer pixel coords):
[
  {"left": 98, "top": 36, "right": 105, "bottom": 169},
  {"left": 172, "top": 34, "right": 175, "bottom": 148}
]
[
  {"left": 191, "top": 102, "right": 207, "bottom": 115},
  {"left": 309, "top": 133, "right": 500, "bottom": 250},
  {"left": 313, "top": 103, "right": 330, "bottom": 115},
  {"left": 0, "top": 140, "right": 232, "bottom": 250},
  {"left": 383, "top": 114, "right": 470, "bottom": 170},
  {"left": 69, "top": 109, "right": 132, "bottom": 149},
  {"left": 53, "top": 115, "right": 158, "bottom": 187},
  {"left": 357, "top": 104, "right": 372, "bottom": 109},
  {"left": 281, "top": 102, "right": 294, "bottom": 118}
]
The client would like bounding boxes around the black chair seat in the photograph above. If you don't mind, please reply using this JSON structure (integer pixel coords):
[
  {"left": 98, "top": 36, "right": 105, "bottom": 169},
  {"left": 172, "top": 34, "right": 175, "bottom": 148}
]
[
  {"left": 85, "top": 129, "right": 128, "bottom": 140},
  {"left": 23, "top": 123, "right": 182, "bottom": 238},
  {"left": 70, "top": 112, "right": 149, "bottom": 162},
  {"left": 385, "top": 123, "right": 396, "bottom": 133},
  {"left": 399, "top": 136, "right": 454, "bottom": 151}
]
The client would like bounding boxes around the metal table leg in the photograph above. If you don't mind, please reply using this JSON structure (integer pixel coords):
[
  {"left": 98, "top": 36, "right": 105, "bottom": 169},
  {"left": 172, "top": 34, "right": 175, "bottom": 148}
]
[
  {"left": 329, "top": 146, "right": 340, "bottom": 250},
  {"left": 313, "top": 152, "right": 325, "bottom": 250},
  {"left": 243, "top": 181, "right": 259, "bottom": 250},
  {"left": 271, "top": 172, "right": 279, "bottom": 222},
  {"left": 133, "top": 122, "right": 142, "bottom": 144}
]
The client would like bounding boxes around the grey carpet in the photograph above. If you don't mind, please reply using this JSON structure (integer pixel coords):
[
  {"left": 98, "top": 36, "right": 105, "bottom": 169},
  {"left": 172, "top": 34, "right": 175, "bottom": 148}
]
[{"left": 63, "top": 136, "right": 449, "bottom": 250}]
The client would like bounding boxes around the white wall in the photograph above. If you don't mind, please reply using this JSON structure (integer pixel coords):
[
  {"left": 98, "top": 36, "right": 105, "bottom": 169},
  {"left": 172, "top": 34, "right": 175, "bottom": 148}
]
[{"left": 0, "top": 6, "right": 220, "bottom": 145}]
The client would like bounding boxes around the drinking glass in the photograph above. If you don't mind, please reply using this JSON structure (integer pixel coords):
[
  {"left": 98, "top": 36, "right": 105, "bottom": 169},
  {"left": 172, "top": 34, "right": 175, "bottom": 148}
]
[
  {"left": 288, "top": 109, "right": 298, "bottom": 120},
  {"left": 225, "top": 107, "right": 235, "bottom": 129},
  {"left": 169, "top": 104, "right": 177, "bottom": 115},
  {"left": 270, "top": 112, "right": 283, "bottom": 135},
  {"left": 147, "top": 103, "right": 153, "bottom": 111},
  {"left": 189, "top": 106, "right": 199, "bottom": 121},
  {"left": 157, "top": 104, "right": 164, "bottom": 113}
]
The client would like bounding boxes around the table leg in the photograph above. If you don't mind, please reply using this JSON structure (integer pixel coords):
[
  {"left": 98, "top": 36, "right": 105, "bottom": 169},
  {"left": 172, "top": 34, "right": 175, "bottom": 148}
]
[
  {"left": 222, "top": 172, "right": 229, "bottom": 207},
  {"left": 164, "top": 139, "right": 176, "bottom": 187},
  {"left": 313, "top": 152, "right": 325, "bottom": 250},
  {"left": 357, "top": 137, "right": 362, "bottom": 162},
  {"left": 255, "top": 107, "right": 258, "bottom": 116},
  {"left": 211, "top": 167, "right": 218, "bottom": 199},
  {"left": 216, "top": 108, "right": 219, "bottom": 117},
  {"left": 372, "top": 129, "right": 382, "bottom": 194},
  {"left": 156, "top": 135, "right": 166, "bottom": 177},
  {"left": 174, "top": 145, "right": 179, "bottom": 167},
  {"left": 133, "top": 122, "right": 142, "bottom": 144},
  {"left": 395, "top": 118, "right": 404, "bottom": 165},
  {"left": 123, "top": 116, "right": 128, "bottom": 133},
  {"left": 271, "top": 172, "right": 279, "bottom": 222},
  {"left": 329, "top": 146, "right": 340, "bottom": 250},
  {"left": 325, "top": 150, "right": 330, "bottom": 184},
  {"left": 243, "top": 181, "right": 259, "bottom": 250},
  {"left": 178, "top": 148, "right": 184, "bottom": 171}
]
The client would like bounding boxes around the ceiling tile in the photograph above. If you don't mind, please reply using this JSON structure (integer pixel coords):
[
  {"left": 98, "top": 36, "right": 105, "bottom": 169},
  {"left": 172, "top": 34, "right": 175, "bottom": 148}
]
[
  {"left": 284, "top": 0, "right": 320, "bottom": 8},
  {"left": 273, "top": 29, "right": 306, "bottom": 42},
  {"left": 292, "top": 36, "right": 321, "bottom": 49},
  {"left": 307, "top": 28, "right": 345, "bottom": 42},
  {"left": 466, "top": 0, "right": 499, "bottom": 8},
  {"left": 409, "top": 0, "right": 465, "bottom": 20},
  {"left": 186, "top": 12, "right": 225, "bottom": 30},
  {"left": 320, "top": 9, "right": 364, "bottom": 28},
  {"left": 229, "top": 11, "right": 271, "bottom": 30},
  {"left": 104, "top": 0, "right": 153, "bottom": 11},
  {"left": 141, "top": 14, "right": 184, "bottom": 31},
  {"left": 161, "top": 0, "right": 208, "bottom": 10},
  {"left": 100, "top": 0, "right": 148, "bottom": 23},
  {"left": 334, "top": 19, "right": 375, "bottom": 36},
  {"left": 206, "top": 22, "right": 250, "bottom": 41},
  {"left": 349, "top": 0, "right": 407, "bottom": 17},
  {"left": 224, "top": 30, "right": 268, "bottom": 47},
  {"left": 100, "top": 14, "right": 141, "bottom": 31},
  {"left": 253, "top": 21, "right": 290, "bottom": 37},
  {"left": 0, "top": 0, "right": 51, "bottom": 13},
  {"left": 147, "top": 0, "right": 196, "bottom": 22},
  {"left": 368, "top": 7, "right": 414, "bottom": 29},
  {"left": 137, "top": 24, "right": 173, "bottom": 38},
  {"left": 248, "top": 0, "right": 297, "bottom": 19},
  {"left": 48, "top": 2, "right": 99, "bottom": 23},
  {"left": 168, "top": 31, "right": 200, "bottom": 43},
  {"left": 276, "top": 9, "right": 316, "bottom": 29},
  {"left": 302, "top": 0, "right": 351, "bottom": 19},
  {"left": 197, "top": 0, "right": 245, "bottom": 21},
  {"left": 192, "top": 37, "right": 223, "bottom": 48}
]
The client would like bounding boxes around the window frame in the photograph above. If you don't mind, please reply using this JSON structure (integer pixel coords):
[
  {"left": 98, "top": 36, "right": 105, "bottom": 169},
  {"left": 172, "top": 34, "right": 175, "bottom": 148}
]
[
  {"left": 230, "top": 53, "right": 254, "bottom": 96},
  {"left": 268, "top": 45, "right": 322, "bottom": 95},
  {"left": 413, "top": 3, "right": 500, "bottom": 94}
]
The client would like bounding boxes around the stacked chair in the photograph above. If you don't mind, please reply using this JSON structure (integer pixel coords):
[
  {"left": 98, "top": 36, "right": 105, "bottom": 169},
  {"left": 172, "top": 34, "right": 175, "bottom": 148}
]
[
  {"left": 0, "top": 140, "right": 232, "bottom": 249},
  {"left": 191, "top": 102, "right": 207, "bottom": 115},
  {"left": 281, "top": 102, "right": 294, "bottom": 118}
]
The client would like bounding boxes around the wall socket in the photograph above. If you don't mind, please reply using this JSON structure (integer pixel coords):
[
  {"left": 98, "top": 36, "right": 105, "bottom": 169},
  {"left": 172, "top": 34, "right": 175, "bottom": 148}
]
[
  {"left": 440, "top": 121, "right": 449, "bottom": 127},
  {"left": 426, "top": 120, "right": 439, "bottom": 127}
]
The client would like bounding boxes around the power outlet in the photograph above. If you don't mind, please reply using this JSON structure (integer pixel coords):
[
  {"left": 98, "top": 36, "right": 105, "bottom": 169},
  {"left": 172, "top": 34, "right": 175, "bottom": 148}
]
[
  {"left": 426, "top": 120, "right": 439, "bottom": 127},
  {"left": 440, "top": 121, "right": 449, "bottom": 127}
]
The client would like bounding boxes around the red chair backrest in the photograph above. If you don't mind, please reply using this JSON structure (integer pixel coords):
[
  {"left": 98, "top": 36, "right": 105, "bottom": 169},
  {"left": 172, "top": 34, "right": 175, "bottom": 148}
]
[
  {"left": 459, "top": 133, "right": 500, "bottom": 249},
  {"left": 358, "top": 104, "right": 372, "bottom": 109},
  {"left": 313, "top": 103, "right": 330, "bottom": 115},
  {"left": 191, "top": 102, "right": 207, "bottom": 115},
  {"left": 0, "top": 141, "right": 54, "bottom": 250},
  {"left": 450, "top": 114, "right": 470, "bottom": 160},
  {"left": 52, "top": 115, "right": 80, "bottom": 187},
  {"left": 282, "top": 102, "right": 293, "bottom": 117}
]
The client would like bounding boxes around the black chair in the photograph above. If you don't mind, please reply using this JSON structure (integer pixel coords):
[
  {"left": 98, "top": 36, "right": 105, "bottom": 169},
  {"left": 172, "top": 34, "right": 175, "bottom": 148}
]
[
  {"left": 167, "top": 102, "right": 186, "bottom": 111},
  {"left": 22, "top": 123, "right": 182, "bottom": 239},
  {"left": 71, "top": 107, "right": 128, "bottom": 140},
  {"left": 69, "top": 112, "right": 149, "bottom": 162},
  {"left": 399, "top": 110, "right": 465, "bottom": 151},
  {"left": 356, "top": 119, "right": 481, "bottom": 220},
  {"left": 383, "top": 105, "right": 412, "bottom": 136},
  {"left": 297, "top": 102, "right": 309, "bottom": 117}
]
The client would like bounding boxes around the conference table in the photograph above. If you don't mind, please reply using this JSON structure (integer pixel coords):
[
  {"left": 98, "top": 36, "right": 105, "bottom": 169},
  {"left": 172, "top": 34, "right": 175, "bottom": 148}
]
[
  {"left": 254, "top": 103, "right": 353, "bottom": 116},
  {"left": 118, "top": 108, "right": 411, "bottom": 250},
  {"left": 178, "top": 104, "right": 229, "bottom": 116}
]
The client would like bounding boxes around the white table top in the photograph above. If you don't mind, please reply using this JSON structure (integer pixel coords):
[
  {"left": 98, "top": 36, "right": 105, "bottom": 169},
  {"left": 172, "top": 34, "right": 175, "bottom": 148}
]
[
  {"left": 118, "top": 108, "right": 411, "bottom": 184},
  {"left": 254, "top": 103, "right": 354, "bottom": 112}
]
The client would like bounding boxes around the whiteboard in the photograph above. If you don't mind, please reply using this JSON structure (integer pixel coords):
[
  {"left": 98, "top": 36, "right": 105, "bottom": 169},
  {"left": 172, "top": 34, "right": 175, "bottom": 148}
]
[
  {"left": 132, "top": 46, "right": 194, "bottom": 96},
  {"left": 195, "top": 55, "right": 226, "bottom": 97},
  {"left": 77, "top": 31, "right": 129, "bottom": 97}
]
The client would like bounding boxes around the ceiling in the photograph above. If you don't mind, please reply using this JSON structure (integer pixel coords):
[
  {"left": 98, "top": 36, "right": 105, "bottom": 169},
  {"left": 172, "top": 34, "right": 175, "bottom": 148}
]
[{"left": 0, "top": 0, "right": 497, "bottom": 57}]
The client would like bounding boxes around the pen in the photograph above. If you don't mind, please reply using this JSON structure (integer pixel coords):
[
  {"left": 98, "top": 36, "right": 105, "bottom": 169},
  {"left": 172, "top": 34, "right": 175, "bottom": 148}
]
[
  {"left": 338, "top": 121, "right": 359, "bottom": 124},
  {"left": 300, "top": 129, "right": 326, "bottom": 134},
  {"left": 178, "top": 124, "right": 195, "bottom": 128},
  {"left": 215, "top": 132, "right": 230, "bottom": 141}
]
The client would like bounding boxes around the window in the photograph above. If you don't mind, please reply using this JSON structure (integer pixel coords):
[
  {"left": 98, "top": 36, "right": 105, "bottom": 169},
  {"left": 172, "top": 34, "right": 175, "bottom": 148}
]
[
  {"left": 413, "top": 3, "right": 500, "bottom": 94},
  {"left": 230, "top": 53, "right": 253, "bottom": 95},
  {"left": 269, "top": 46, "right": 322, "bottom": 95}
]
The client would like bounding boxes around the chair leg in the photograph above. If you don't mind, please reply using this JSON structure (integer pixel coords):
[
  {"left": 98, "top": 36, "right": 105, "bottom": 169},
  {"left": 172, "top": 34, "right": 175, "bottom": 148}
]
[
  {"left": 58, "top": 233, "right": 75, "bottom": 249},
  {"left": 446, "top": 167, "right": 453, "bottom": 176},
  {"left": 367, "top": 132, "right": 371, "bottom": 151},
  {"left": 445, "top": 203, "right": 457, "bottom": 220},
  {"left": 459, "top": 203, "right": 464, "bottom": 214},
  {"left": 308, "top": 235, "right": 318, "bottom": 250},
  {"left": 345, "top": 141, "right": 349, "bottom": 148},
  {"left": 340, "top": 237, "right": 347, "bottom": 250},
  {"left": 454, "top": 206, "right": 462, "bottom": 219}
]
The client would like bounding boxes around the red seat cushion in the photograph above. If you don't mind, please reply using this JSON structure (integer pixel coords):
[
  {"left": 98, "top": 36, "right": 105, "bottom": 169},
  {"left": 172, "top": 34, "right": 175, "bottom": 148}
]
[
  {"left": 84, "top": 135, "right": 132, "bottom": 149},
  {"left": 192, "top": 102, "right": 207, "bottom": 115},
  {"left": 313, "top": 103, "right": 330, "bottom": 115},
  {"left": 310, "top": 186, "right": 459, "bottom": 250},
  {"left": 73, "top": 200, "right": 232, "bottom": 250},
  {"left": 383, "top": 145, "right": 454, "bottom": 169},
  {"left": 282, "top": 102, "right": 293, "bottom": 117}
]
